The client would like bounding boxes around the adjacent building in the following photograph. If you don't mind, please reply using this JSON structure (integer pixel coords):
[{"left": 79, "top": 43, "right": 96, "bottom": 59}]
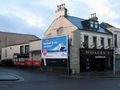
[
  {"left": 2, "top": 39, "right": 42, "bottom": 66},
  {"left": 100, "top": 22, "right": 120, "bottom": 48},
  {"left": 2, "top": 43, "right": 29, "bottom": 60},
  {"left": 0, "top": 31, "right": 39, "bottom": 59},
  {"left": 100, "top": 22, "right": 120, "bottom": 72}
]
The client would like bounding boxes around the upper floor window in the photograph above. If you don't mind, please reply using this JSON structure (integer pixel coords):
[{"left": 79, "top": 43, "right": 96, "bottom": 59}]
[
  {"left": 93, "top": 37, "right": 97, "bottom": 48},
  {"left": 108, "top": 38, "right": 111, "bottom": 48},
  {"left": 90, "top": 21, "right": 94, "bottom": 28},
  {"left": 82, "top": 20, "right": 99, "bottom": 31},
  {"left": 83, "top": 35, "right": 89, "bottom": 48},
  {"left": 114, "top": 34, "right": 117, "bottom": 48},
  {"left": 20, "top": 46, "right": 24, "bottom": 54},
  {"left": 101, "top": 37, "right": 104, "bottom": 49},
  {"left": 90, "top": 21, "right": 99, "bottom": 30},
  {"left": 57, "top": 27, "right": 63, "bottom": 35},
  {"left": 95, "top": 22, "right": 99, "bottom": 29},
  {"left": 47, "top": 33, "right": 51, "bottom": 36}
]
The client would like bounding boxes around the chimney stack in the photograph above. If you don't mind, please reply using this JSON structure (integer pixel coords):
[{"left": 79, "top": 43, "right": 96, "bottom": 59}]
[
  {"left": 55, "top": 3, "right": 67, "bottom": 18},
  {"left": 90, "top": 13, "right": 98, "bottom": 21}
]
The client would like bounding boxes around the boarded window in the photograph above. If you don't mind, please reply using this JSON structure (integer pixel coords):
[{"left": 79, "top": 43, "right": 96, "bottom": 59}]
[{"left": 57, "top": 27, "right": 63, "bottom": 35}]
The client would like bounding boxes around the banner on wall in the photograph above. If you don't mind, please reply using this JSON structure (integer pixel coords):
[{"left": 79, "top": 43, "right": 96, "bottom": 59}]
[
  {"left": 42, "top": 36, "right": 68, "bottom": 59},
  {"left": 115, "top": 48, "right": 120, "bottom": 60}
]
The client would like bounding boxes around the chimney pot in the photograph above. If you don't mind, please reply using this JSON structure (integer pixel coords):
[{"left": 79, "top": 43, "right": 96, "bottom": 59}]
[{"left": 90, "top": 13, "right": 98, "bottom": 21}]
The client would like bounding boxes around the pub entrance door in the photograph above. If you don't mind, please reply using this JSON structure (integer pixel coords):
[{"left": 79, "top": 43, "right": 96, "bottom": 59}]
[
  {"left": 93, "top": 58, "right": 105, "bottom": 71},
  {"left": 80, "top": 57, "right": 105, "bottom": 72}
]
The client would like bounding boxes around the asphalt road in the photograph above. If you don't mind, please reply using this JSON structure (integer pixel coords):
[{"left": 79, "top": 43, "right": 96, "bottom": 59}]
[{"left": 0, "top": 66, "right": 120, "bottom": 90}]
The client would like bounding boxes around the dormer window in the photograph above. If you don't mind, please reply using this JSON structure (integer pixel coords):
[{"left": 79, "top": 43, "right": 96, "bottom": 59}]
[
  {"left": 90, "top": 20, "right": 99, "bottom": 29},
  {"left": 82, "top": 20, "right": 99, "bottom": 31}
]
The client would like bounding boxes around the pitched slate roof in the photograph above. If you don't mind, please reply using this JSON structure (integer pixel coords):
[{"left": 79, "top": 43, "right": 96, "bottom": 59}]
[
  {"left": 100, "top": 22, "right": 114, "bottom": 29},
  {"left": 67, "top": 16, "right": 110, "bottom": 34}
]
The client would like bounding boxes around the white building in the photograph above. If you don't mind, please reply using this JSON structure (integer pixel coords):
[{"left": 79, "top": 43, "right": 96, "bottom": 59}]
[{"left": 44, "top": 4, "right": 113, "bottom": 73}]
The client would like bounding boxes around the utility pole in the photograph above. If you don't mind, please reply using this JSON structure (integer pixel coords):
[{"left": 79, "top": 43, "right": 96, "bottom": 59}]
[
  {"left": 112, "top": 31, "right": 116, "bottom": 75},
  {"left": 5, "top": 36, "right": 7, "bottom": 47}
]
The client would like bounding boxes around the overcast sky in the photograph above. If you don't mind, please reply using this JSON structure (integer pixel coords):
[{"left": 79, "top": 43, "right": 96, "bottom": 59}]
[{"left": 0, "top": 0, "right": 120, "bottom": 38}]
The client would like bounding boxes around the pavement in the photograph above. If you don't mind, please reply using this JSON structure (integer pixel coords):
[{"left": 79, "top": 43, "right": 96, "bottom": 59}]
[
  {"left": 1, "top": 66, "right": 120, "bottom": 81},
  {"left": 60, "top": 71, "right": 120, "bottom": 79},
  {"left": 1, "top": 71, "right": 120, "bottom": 81},
  {"left": 0, "top": 72, "right": 20, "bottom": 81}
]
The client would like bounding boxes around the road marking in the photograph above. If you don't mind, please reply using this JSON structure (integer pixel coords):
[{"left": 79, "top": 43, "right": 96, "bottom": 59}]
[{"left": 8, "top": 73, "right": 24, "bottom": 82}]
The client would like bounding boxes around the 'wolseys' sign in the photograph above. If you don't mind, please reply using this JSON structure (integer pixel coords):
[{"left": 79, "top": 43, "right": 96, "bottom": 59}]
[{"left": 80, "top": 49, "right": 113, "bottom": 56}]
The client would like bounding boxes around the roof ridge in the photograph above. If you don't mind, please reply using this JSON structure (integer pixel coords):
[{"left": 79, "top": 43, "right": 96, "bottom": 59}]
[
  {"left": 67, "top": 15, "right": 85, "bottom": 20},
  {"left": 0, "top": 31, "right": 39, "bottom": 37}
]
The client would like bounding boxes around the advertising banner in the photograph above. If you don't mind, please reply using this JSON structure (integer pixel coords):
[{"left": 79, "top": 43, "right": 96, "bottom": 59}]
[
  {"left": 115, "top": 48, "right": 120, "bottom": 54},
  {"left": 115, "top": 48, "right": 120, "bottom": 60},
  {"left": 25, "top": 61, "right": 32, "bottom": 65},
  {"left": 42, "top": 36, "right": 68, "bottom": 59},
  {"left": 33, "top": 61, "right": 42, "bottom": 66}
]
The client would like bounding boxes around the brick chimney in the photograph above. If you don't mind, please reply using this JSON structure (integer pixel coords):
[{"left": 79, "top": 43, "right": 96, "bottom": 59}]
[{"left": 55, "top": 3, "right": 67, "bottom": 18}]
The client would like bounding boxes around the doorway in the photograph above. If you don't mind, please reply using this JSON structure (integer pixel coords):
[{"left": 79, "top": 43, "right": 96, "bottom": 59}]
[{"left": 94, "top": 58, "right": 104, "bottom": 71}]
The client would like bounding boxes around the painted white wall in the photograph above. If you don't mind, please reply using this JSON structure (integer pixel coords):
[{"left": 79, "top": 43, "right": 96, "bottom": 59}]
[
  {"left": 2, "top": 43, "right": 29, "bottom": 60},
  {"left": 72, "top": 30, "right": 112, "bottom": 49}
]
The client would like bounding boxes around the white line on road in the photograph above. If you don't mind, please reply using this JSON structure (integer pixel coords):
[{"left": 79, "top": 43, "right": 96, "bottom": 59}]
[{"left": 8, "top": 73, "right": 24, "bottom": 82}]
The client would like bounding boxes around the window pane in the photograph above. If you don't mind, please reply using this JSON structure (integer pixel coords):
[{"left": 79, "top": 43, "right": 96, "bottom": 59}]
[
  {"left": 20, "top": 46, "right": 24, "bottom": 54},
  {"left": 108, "top": 38, "right": 111, "bottom": 47},
  {"left": 25, "top": 45, "right": 29, "bottom": 54},
  {"left": 114, "top": 34, "right": 117, "bottom": 48},
  {"left": 101, "top": 37, "right": 104, "bottom": 48},
  {"left": 93, "top": 37, "right": 97, "bottom": 48},
  {"left": 95, "top": 22, "right": 98, "bottom": 25},
  {"left": 84, "top": 35, "right": 89, "bottom": 48},
  {"left": 90, "top": 23, "right": 94, "bottom": 28},
  {"left": 95, "top": 24, "right": 98, "bottom": 29}
]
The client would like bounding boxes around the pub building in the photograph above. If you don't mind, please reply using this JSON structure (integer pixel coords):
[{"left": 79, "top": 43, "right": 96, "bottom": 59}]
[
  {"left": 73, "top": 14, "right": 114, "bottom": 73},
  {"left": 44, "top": 4, "right": 114, "bottom": 73}
]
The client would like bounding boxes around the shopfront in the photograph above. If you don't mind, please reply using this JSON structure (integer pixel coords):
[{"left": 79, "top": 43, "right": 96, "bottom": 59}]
[{"left": 80, "top": 49, "right": 113, "bottom": 72}]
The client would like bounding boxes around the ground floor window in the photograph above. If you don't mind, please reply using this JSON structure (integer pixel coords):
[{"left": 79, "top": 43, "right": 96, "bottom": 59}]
[{"left": 80, "top": 49, "right": 113, "bottom": 72}]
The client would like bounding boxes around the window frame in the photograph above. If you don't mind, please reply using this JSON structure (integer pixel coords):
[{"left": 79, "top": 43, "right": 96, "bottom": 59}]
[
  {"left": 93, "top": 36, "right": 97, "bottom": 48},
  {"left": 25, "top": 45, "right": 29, "bottom": 54},
  {"left": 101, "top": 37, "right": 104, "bottom": 48},
  {"left": 20, "top": 46, "right": 24, "bottom": 54},
  {"left": 84, "top": 35, "right": 89, "bottom": 48}
]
